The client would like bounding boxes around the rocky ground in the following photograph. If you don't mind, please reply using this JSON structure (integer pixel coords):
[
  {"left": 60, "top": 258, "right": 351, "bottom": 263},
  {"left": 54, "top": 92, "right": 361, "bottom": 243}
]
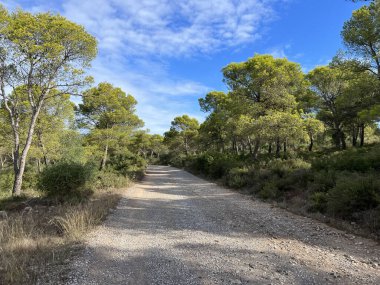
[{"left": 65, "top": 165, "right": 380, "bottom": 285}]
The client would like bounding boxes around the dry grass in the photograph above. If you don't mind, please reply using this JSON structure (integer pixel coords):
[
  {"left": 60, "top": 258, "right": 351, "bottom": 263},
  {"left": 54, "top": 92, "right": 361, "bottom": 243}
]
[{"left": 0, "top": 190, "right": 123, "bottom": 285}]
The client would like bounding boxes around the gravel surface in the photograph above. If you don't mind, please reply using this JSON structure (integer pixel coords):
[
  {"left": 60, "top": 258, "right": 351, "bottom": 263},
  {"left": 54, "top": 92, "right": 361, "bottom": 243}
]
[{"left": 66, "top": 165, "right": 380, "bottom": 285}]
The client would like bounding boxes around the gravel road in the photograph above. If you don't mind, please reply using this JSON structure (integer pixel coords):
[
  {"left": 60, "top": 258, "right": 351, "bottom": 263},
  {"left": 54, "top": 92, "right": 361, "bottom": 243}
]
[{"left": 67, "top": 165, "right": 380, "bottom": 285}]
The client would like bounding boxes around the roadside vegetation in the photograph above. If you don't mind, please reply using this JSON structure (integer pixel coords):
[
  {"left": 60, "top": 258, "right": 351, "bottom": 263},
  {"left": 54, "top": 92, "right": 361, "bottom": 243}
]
[
  {"left": 161, "top": 1, "right": 380, "bottom": 239},
  {"left": 0, "top": 6, "right": 163, "bottom": 284}
]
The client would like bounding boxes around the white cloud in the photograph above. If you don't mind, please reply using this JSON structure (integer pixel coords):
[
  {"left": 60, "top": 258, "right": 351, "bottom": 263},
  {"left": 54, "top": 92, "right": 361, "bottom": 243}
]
[
  {"left": 267, "top": 44, "right": 292, "bottom": 59},
  {"left": 60, "top": 0, "right": 279, "bottom": 57},
  {"left": 4, "top": 0, "right": 285, "bottom": 133}
]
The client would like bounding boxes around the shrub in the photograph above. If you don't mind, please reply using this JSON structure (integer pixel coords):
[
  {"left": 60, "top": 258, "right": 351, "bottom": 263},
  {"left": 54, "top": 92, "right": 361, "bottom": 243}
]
[
  {"left": 186, "top": 153, "right": 214, "bottom": 174},
  {"left": 22, "top": 168, "right": 38, "bottom": 190},
  {"left": 225, "top": 167, "right": 252, "bottom": 188},
  {"left": 108, "top": 153, "right": 147, "bottom": 178},
  {"left": 275, "top": 169, "right": 310, "bottom": 192},
  {"left": 265, "top": 158, "right": 311, "bottom": 177},
  {"left": 312, "top": 146, "right": 380, "bottom": 172},
  {"left": 0, "top": 169, "right": 14, "bottom": 195},
  {"left": 207, "top": 154, "right": 242, "bottom": 179},
  {"left": 93, "top": 171, "right": 131, "bottom": 190},
  {"left": 309, "top": 192, "right": 328, "bottom": 213},
  {"left": 259, "top": 179, "right": 280, "bottom": 200},
  {"left": 38, "top": 162, "right": 94, "bottom": 200},
  {"left": 327, "top": 173, "right": 380, "bottom": 218},
  {"left": 309, "top": 170, "right": 336, "bottom": 193}
]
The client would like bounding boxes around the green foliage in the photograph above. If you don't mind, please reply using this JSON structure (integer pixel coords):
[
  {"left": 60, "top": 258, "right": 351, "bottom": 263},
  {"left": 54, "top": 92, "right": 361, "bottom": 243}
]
[
  {"left": 93, "top": 171, "right": 131, "bottom": 190},
  {"left": 309, "top": 192, "right": 328, "bottom": 213},
  {"left": 264, "top": 158, "right": 311, "bottom": 177},
  {"left": 37, "top": 163, "right": 94, "bottom": 200},
  {"left": 186, "top": 152, "right": 242, "bottom": 179},
  {"left": 327, "top": 173, "right": 380, "bottom": 218},
  {"left": 312, "top": 146, "right": 380, "bottom": 172},
  {"left": 79, "top": 82, "right": 144, "bottom": 171},
  {"left": 0, "top": 5, "right": 97, "bottom": 195},
  {"left": 108, "top": 153, "right": 147, "bottom": 180},
  {"left": 225, "top": 167, "right": 252, "bottom": 188},
  {"left": 164, "top": 115, "right": 199, "bottom": 157},
  {"left": 0, "top": 169, "right": 14, "bottom": 195},
  {"left": 309, "top": 170, "right": 337, "bottom": 193},
  {"left": 342, "top": 2, "right": 380, "bottom": 72},
  {"left": 259, "top": 179, "right": 280, "bottom": 200}
]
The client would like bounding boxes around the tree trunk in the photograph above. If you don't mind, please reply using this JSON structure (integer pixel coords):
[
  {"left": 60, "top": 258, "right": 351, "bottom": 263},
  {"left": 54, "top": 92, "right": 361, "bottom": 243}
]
[
  {"left": 100, "top": 143, "right": 109, "bottom": 171},
  {"left": 12, "top": 106, "right": 42, "bottom": 196},
  {"left": 37, "top": 131, "right": 49, "bottom": 165},
  {"left": 352, "top": 126, "right": 358, "bottom": 147},
  {"left": 37, "top": 159, "right": 42, "bottom": 173},
  {"left": 359, "top": 124, "right": 365, "bottom": 147},
  {"left": 340, "top": 131, "right": 346, "bottom": 150},
  {"left": 276, "top": 138, "right": 281, "bottom": 157},
  {"left": 252, "top": 138, "right": 260, "bottom": 160},
  {"left": 283, "top": 140, "right": 287, "bottom": 154},
  {"left": 268, "top": 143, "right": 272, "bottom": 154},
  {"left": 247, "top": 137, "right": 253, "bottom": 155},
  {"left": 308, "top": 135, "right": 314, "bottom": 152}
]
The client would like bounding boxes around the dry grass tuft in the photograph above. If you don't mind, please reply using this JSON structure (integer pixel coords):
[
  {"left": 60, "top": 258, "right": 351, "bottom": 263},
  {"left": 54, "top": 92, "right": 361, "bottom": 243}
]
[{"left": 0, "top": 190, "right": 123, "bottom": 284}]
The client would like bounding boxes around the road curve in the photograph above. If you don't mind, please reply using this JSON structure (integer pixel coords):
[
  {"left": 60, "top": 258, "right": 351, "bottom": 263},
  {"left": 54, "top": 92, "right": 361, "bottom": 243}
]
[{"left": 67, "top": 165, "right": 380, "bottom": 285}]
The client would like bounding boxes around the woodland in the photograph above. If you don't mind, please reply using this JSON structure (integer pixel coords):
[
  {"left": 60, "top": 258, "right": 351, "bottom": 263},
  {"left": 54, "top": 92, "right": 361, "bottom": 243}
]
[{"left": 0, "top": 1, "right": 380, "bottom": 283}]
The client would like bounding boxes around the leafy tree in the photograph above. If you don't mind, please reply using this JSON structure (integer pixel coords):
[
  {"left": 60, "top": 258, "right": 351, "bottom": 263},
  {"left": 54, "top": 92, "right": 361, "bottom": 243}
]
[
  {"left": 342, "top": 2, "right": 380, "bottom": 79},
  {"left": 164, "top": 115, "right": 199, "bottom": 156},
  {"left": 0, "top": 7, "right": 97, "bottom": 196},
  {"left": 79, "top": 82, "right": 143, "bottom": 170},
  {"left": 307, "top": 66, "right": 350, "bottom": 149},
  {"left": 131, "top": 130, "right": 152, "bottom": 159},
  {"left": 303, "top": 115, "right": 325, "bottom": 151},
  {"left": 222, "top": 54, "right": 306, "bottom": 158},
  {"left": 31, "top": 93, "right": 75, "bottom": 169},
  {"left": 149, "top": 134, "right": 165, "bottom": 159}
]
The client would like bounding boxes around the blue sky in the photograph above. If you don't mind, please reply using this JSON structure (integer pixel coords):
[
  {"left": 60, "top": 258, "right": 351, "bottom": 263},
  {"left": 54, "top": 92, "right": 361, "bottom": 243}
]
[{"left": 1, "top": 0, "right": 366, "bottom": 134}]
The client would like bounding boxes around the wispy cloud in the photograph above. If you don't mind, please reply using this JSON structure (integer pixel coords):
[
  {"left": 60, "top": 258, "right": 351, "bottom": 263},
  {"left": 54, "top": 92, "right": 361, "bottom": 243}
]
[
  {"left": 60, "top": 0, "right": 279, "bottom": 57},
  {"left": 2, "top": 0, "right": 285, "bottom": 133}
]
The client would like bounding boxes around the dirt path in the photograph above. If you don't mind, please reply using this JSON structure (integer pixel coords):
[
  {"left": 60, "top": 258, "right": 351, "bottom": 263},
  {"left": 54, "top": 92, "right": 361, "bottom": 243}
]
[{"left": 67, "top": 165, "right": 380, "bottom": 285}]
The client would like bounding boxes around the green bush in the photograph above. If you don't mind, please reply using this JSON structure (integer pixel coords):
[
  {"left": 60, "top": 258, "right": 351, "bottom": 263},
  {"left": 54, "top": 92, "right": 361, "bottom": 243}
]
[
  {"left": 259, "top": 179, "right": 280, "bottom": 200},
  {"left": 22, "top": 168, "right": 38, "bottom": 190},
  {"left": 207, "top": 154, "right": 242, "bottom": 179},
  {"left": 186, "top": 153, "right": 214, "bottom": 174},
  {"left": 309, "top": 192, "right": 328, "bottom": 213},
  {"left": 312, "top": 146, "right": 380, "bottom": 172},
  {"left": 38, "top": 162, "right": 94, "bottom": 199},
  {"left": 0, "top": 169, "right": 14, "bottom": 195},
  {"left": 265, "top": 158, "right": 311, "bottom": 177},
  {"left": 93, "top": 171, "right": 131, "bottom": 189},
  {"left": 327, "top": 174, "right": 380, "bottom": 218},
  {"left": 225, "top": 167, "right": 252, "bottom": 188},
  {"left": 108, "top": 154, "right": 147, "bottom": 178},
  {"left": 183, "top": 152, "right": 243, "bottom": 179},
  {"left": 309, "top": 170, "right": 336, "bottom": 193}
]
